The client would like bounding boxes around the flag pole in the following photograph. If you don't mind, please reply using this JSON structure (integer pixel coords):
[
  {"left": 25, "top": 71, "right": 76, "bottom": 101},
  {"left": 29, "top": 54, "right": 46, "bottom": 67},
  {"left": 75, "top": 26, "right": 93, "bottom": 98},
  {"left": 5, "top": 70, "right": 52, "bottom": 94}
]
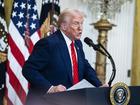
[
  {"left": 24, "top": 0, "right": 30, "bottom": 48},
  {"left": 50, "top": 0, "right": 54, "bottom": 25}
]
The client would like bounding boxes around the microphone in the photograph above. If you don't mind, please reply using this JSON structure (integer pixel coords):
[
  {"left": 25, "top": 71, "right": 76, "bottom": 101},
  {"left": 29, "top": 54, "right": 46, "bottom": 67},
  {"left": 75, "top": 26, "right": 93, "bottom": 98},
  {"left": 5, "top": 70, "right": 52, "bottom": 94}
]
[
  {"left": 84, "top": 37, "right": 116, "bottom": 87},
  {"left": 84, "top": 37, "right": 107, "bottom": 57},
  {"left": 84, "top": 37, "right": 99, "bottom": 51}
]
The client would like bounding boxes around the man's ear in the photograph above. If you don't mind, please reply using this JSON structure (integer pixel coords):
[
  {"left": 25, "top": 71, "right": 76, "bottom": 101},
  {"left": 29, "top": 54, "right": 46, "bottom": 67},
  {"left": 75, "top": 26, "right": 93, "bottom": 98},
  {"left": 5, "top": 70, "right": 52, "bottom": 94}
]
[{"left": 61, "top": 22, "right": 67, "bottom": 30}]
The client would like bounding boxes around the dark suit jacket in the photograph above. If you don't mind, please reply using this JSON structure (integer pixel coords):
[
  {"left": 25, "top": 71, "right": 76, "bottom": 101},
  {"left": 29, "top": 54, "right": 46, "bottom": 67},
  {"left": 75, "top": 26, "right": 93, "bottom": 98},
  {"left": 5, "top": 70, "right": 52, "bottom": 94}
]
[{"left": 22, "top": 30, "right": 102, "bottom": 95}]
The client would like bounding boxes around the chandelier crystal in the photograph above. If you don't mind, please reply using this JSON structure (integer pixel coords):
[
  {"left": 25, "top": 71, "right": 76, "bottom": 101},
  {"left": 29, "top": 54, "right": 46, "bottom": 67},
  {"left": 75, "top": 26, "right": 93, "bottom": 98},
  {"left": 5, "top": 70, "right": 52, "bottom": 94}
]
[{"left": 81, "top": 0, "right": 133, "bottom": 20}]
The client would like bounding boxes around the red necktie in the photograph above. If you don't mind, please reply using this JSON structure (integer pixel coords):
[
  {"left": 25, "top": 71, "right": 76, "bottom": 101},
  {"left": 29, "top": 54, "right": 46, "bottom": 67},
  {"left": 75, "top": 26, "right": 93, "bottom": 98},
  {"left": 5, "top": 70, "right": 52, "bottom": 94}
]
[{"left": 70, "top": 41, "right": 79, "bottom": 84}]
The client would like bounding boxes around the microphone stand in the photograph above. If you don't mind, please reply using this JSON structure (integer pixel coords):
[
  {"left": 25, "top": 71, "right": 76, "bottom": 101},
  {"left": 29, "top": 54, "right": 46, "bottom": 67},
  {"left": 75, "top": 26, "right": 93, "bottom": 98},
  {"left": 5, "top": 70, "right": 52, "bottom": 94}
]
[
  {"left": 97, "top": 43, "right": 116, "bottom": 87},
  {"left": 91, "top": 43, "right": 116, "bottom": 87}
]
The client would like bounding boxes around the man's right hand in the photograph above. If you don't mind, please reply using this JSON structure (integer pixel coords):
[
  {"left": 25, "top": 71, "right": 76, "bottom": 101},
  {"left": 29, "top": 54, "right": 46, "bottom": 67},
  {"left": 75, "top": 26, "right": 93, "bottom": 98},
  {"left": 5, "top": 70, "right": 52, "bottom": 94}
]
[{"left": 47, "top": 85, "right": 66, "bottom": 93}]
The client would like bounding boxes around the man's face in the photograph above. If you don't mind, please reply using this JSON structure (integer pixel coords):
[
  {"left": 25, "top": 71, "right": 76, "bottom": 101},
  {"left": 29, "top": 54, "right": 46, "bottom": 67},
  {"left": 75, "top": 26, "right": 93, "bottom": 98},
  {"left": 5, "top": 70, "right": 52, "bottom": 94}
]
[{"left": 65, "top": 14, "right": 84, "bottom": 40}]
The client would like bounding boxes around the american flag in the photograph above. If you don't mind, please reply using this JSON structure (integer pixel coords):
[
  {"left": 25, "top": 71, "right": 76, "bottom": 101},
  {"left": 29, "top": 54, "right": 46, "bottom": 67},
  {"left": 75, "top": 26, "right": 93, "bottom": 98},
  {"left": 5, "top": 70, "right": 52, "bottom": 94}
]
[{"left": 6, "top": 0, "right": 41, "bottom": 105}]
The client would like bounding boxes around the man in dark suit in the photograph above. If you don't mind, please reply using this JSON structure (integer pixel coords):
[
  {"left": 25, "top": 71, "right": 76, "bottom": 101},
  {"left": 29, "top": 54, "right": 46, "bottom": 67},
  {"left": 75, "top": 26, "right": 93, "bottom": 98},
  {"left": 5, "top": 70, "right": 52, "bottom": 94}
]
[{"left": 22, "top": 9, "right": 103, "bottom": 96}]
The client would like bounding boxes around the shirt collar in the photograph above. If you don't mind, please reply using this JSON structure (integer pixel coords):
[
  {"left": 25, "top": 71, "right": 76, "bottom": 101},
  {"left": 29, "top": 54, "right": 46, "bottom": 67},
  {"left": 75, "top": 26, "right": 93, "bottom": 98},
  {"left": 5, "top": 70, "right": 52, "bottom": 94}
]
[{"left": 60, "top": 30, "right": 73, "bottom": 47}]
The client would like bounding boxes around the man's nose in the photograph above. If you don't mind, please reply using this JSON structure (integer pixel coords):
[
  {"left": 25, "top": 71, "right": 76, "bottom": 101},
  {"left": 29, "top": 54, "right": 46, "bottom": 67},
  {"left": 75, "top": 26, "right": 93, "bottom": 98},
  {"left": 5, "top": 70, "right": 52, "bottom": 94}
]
[{"left": 79, "top": 24, "right": 83, "bottom": 30}]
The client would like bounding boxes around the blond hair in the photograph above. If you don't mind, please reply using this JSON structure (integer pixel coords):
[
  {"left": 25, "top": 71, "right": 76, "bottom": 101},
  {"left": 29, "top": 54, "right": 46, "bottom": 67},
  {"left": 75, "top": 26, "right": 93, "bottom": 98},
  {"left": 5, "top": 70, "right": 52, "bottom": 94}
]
[{"left": 57, "top": 9, "right": 85, "bottom": 28}]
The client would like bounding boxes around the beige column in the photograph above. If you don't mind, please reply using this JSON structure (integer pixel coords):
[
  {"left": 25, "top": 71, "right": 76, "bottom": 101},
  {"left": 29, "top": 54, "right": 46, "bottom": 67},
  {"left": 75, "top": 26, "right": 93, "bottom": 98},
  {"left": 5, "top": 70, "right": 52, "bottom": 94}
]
[{"left": 131, "top": 0, "right": 140, "bottom": 86}]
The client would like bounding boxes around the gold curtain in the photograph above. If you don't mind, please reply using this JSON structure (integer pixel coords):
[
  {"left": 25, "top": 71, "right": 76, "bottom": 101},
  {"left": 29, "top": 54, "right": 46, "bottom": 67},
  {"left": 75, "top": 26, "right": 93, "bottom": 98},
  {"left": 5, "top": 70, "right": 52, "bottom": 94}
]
[{"left": 131, "top": 0, "right": 140, "bottom": 86}]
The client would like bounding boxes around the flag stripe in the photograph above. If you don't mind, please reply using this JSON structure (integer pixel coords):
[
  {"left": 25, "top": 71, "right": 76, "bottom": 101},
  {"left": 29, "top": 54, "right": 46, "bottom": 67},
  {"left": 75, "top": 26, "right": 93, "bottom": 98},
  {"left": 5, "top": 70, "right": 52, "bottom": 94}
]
[
  {"left": 25, "top": 35, "right": 34, "bottom": 54},
  {"left": 5, "top": 87, "right": 16, "bottom": 105},
  {"left": 9, "top": 21, "right": 30, "bottom": 60},
  {"left": 7, "top": 52, "right": 28, "bottom": 93},
  {"left": 8, "top": 35, "right": 25, "bottom": 67},
  {"left": 27, "top": 31, "right": 40, "bottom": 53},
  {"left": 7, "top": 63, "right": 26, "bottom": 104},
  {"left": 30, "top": 31, "right": 41, "bottom": 45},
  {"left": 6, "top": 73, "right": 23, "bottom": 105}
]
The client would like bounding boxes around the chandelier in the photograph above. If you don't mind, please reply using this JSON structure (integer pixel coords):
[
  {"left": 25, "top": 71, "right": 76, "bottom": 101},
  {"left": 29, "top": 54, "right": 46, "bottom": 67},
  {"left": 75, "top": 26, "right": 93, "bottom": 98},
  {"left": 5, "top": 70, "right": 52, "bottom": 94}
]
[{"left": 81, "top": 0, "right": 133, "bottom": 20}]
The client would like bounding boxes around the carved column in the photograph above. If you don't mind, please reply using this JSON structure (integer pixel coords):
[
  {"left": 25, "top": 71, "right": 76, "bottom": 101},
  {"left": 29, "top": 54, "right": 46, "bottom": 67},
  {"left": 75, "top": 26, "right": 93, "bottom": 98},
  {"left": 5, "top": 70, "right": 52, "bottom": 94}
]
[{"left": 91, "top": 18, "right": 115, "bottom": 83}]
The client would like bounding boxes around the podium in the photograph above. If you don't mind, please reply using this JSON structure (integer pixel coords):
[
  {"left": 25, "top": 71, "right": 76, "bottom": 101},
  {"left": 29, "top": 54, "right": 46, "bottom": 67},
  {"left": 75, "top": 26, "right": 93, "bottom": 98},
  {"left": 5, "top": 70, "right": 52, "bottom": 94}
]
[{"left": 26, "top": 86, "right": 140, "bottom": 105}]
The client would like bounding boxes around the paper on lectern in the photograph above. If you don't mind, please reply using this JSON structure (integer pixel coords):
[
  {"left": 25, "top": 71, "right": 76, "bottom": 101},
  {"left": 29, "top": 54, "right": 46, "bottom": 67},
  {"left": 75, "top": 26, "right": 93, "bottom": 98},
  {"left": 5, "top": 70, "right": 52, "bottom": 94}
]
[{"left": 67, "top": 79, "right": 95, "bottom": 91}]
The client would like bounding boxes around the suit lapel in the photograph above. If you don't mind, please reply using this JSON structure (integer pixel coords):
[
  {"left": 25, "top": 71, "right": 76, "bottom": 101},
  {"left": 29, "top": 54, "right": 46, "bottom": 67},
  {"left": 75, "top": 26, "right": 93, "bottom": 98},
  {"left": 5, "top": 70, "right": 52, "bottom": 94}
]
[{"left": 57, "top": 32, "right": 73, "bottom": 83}]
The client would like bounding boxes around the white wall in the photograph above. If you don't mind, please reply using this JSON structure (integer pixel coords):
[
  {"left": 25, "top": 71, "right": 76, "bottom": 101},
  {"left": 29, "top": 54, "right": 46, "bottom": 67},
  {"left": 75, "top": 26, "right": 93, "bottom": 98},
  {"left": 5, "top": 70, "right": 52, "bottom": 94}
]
[
  {"left": 36, "top": 0, "right": 135, "bottom": 86},
  {"left": 106, "top": 1, "right": 135, "bottom": 85}
]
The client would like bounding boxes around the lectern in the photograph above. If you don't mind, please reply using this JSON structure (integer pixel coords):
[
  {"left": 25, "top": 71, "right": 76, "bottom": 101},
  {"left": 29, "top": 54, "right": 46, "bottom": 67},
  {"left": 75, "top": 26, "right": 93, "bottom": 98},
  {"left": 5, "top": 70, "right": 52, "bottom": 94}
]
[{"left": 26, "top": 86, "right": 140, "bottom": 105}]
